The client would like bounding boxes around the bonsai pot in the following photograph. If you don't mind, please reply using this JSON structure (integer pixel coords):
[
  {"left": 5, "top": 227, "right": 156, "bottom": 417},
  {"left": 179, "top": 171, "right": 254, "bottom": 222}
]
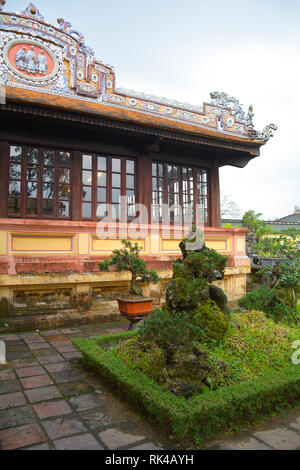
[{"left": 117, "top": 296, "right": 154, "bottom": 330}]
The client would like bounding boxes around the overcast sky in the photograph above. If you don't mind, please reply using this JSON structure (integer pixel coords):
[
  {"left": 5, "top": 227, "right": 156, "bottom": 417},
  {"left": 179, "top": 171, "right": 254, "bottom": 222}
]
[{"left": 6, "top": 0, "right": 300, "bottom": 219}]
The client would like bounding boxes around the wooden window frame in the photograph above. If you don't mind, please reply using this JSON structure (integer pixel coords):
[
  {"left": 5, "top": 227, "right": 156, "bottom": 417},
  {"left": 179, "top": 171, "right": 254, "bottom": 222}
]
[
  {"left": 152, "top": 161, "right": 210, "bottom": 225},
  {"left": 80, "top": 153, "right": 137, "bottom": 222},
  {"left": 7, "top": 144, "right": 72, "bottom": 220}
]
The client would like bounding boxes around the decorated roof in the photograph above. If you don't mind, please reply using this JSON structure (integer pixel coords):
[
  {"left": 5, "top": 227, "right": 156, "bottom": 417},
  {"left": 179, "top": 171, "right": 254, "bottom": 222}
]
[
  {"left": 275, "top": 207, "right": 300, "bottom": 223},
  {"left": 0, "top": 2, "right": 277, "bottom": 144}
]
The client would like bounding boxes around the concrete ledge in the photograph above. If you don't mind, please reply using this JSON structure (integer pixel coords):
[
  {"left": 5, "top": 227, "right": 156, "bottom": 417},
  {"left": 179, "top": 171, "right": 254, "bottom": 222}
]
[{"left": 0, "top": 308, "right": 124, "bottom": 333}]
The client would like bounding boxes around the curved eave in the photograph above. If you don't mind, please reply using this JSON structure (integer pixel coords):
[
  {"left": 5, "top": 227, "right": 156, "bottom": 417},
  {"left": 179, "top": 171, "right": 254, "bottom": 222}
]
[{"left": 4, "top": 86, "right": 264, "bottom": 148}]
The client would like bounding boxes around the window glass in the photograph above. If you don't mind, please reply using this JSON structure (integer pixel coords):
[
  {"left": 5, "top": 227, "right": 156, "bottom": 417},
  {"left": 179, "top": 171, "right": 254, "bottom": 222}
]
[
  {"left": 112, "top": 173, "right": 121, "bottom": 188},
  {"left": 8, "top": 145, "right": 72, "bottom": 219},
  {"left": 10, "top": 146, "right": 22, "bottom": 162},
  {"left": 81, "top": 155, "right": 136, "bottom": 220},
  {"left": 97, "top": 172, "right": 106, "bottom": 186},
  {"left": 82, "top": 154, "right": 92, "bottom": 170},
  {"left": 126, "top": 160, "right": 134, "bottom": 174},
  {"left": 59, "top": 201, "right": 69, "bottom": 217},
  {"left": 152, "top": 162, "right": 208, "bottom": 224},
  {"left": 112, "top": 158, "right": 121, "bottom": 172},
  {"left": 8, "top": 197, "right": 21, "bottom": 215},
  {"left": 98, "top": 156, "right": 107, "bottom": 171},
  {"left": 44, "top": 150, "right": 55, "bottom": 166},
  {"left": 60, "top": 152, "right": 71, "bottom": 167}
]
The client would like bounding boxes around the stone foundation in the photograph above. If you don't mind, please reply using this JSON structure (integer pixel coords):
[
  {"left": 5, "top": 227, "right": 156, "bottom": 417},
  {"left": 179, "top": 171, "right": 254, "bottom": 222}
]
[{"left": 0, "top": 266, "right": 249, "bottom": 332}]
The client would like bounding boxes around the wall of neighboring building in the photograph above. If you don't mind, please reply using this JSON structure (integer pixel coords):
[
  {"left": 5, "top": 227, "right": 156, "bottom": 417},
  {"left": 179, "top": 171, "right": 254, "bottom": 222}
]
[{"left": 221, "top": 219, "right": 300, "bottom": 231}]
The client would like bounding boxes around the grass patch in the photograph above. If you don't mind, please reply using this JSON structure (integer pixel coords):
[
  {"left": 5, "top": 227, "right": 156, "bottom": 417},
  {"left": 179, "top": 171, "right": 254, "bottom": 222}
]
[{"left": 73, "top": 311, "right": 300, "bottom": 445}]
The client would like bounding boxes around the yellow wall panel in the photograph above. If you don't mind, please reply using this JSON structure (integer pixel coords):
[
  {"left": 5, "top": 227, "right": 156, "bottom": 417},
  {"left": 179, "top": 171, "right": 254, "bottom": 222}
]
[
  {"left": 91, "top": 237, "right": 146, "bottom": 253},
  {"left": 205, "top": 238, "right": 230, "bottom": 252},
  {"left": 10, "top": 234, "right": 74, "bottom": 253},
  {"left": 78, "top": 233, "right": 89, "bottom": 255},
  {"left": 0, "top": 231, "right": 7, "bottom": 255},
  {"left": 161, "top": 237, "right": 231, "bottom": 253},
  {"left": 150, "top": 235, "right": 160, "bottom": 254},
  {"left": 236, "top": 237, "right": 245, "bottom": 253},
  {"left": 161, "top": 239, "right": 181, "bottom": 251}
]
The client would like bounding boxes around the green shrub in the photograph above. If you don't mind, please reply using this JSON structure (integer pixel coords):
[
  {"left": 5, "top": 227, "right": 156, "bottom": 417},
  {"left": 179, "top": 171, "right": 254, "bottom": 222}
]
[
  {"left": 115, "top": 337, "right": 166, "bottom": 383},
  {"left": 73, "top": 329, "right": 300, "bottom": 445},
  {"left": 165, "top": 277, "right": 207, "bottom": 311},
  {"left": 98, "top": 240, "right": 159, "bottom": 296},
  {"left": 139, "top": 307, "right": 203, "bottom": 359},
  {"left": 192, "top": 300, "right": 229, "bottom": 341},
  {"left": 166, "top": 249, "right": 227, "bottom": 312},
  {"left": 242, "top": 210, "right": 271, "bottom": 240},
  {"left": 238, "top": 285, "right": 294, "bottom": 322}
]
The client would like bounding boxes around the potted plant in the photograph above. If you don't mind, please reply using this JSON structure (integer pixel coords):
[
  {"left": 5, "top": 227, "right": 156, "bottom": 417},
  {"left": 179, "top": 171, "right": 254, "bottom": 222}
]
[{"left": 99, "top": 240, "right": 159, "bottom": 329}]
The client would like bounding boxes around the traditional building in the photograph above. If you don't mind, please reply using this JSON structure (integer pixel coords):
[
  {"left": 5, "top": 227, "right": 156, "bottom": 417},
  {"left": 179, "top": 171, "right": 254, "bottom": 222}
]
[{"left": 0, "top": 2, "right": 277, "bottom": 330}]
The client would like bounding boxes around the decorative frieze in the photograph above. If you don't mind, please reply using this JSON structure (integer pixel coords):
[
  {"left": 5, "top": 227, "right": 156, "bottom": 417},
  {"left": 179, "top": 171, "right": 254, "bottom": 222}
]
[{"left": 0, "top": 2, "right": 277, "bottom": 142}]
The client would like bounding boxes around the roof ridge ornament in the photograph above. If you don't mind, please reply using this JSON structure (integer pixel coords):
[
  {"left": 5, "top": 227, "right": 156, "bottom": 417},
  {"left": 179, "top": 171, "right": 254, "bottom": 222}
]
[
  {"left": 21, "top": 3, "right": 45, "bottom": 21},
  {"left": 57, "top": 18, "right": 94, "bottom": 56},
  {"left": 210, "top": 91, "right": 246, "bottom": 123},
  {"left": 210, "top": 91, "right": 277, "bottom": 142},
  {"left": 248, "top": 124, "right": 278, "bottom": 142},
  {"left": 0, "top": 0, "right": 6, "bottom": 12}
]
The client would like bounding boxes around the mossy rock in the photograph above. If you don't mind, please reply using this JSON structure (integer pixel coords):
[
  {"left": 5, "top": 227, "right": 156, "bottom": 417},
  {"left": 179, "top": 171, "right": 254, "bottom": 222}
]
[
  {"left": 162, "top": 349, "right": 211, "bottom": 397},
  {"left": 166, "top": 277, "right": 208, "bottom": 312},
  {"left": 0, "top": 297, "right": 10, "bottom": 318},
  {"left": 209, "top": 284, "right": 229, "bottom": 314},
  {"left": 192, "top": 300, "right": 229, "bottom": 341},
  {"left": 275, "top": 287, "right": 294, "bottom": 310}
]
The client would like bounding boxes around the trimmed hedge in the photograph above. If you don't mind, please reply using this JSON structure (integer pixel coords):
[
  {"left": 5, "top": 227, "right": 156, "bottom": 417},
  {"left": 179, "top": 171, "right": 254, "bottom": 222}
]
[{"left": 73, "top": 332, "right": 300, "bottom": 444}]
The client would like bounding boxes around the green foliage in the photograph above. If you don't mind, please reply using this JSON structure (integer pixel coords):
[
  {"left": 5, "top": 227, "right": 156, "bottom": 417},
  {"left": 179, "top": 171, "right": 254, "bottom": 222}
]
[
  {"left": 254, "top": 229, "right": 300, "bottom": 313},
  {"left": 184, "top": 249, "right": 227, "bottom": 283},
  {"left": 171, "top": 249, "right": 227, "bottom": 284},
  {"left": 203, "top": 310, "right": 299, "bottom": 388},
  {"left": 166, "top": 277, "right": 207, "bottom": 312},
  {"left": 166, "top": 250, "right": 228, "bottom": 312},
  {"left": 139, "top": 307, "right": 204, "bottom": 357},
  {"left": 242, "top": 210, "right": 271, "bottom": 240},
  {"left": 192, "top": 300, "right": 229, "bottom": 341},
  {"left": 254, "top": 229, "right": 300, "bottom": 259},
  {"left": 73, "top": 324, "right": 300, "bottom": 444},
  {"left": 117, "top": 310, "right": 299, "bottom": 392},
  {"left": 98, "top": 240, "right": 159, "bottom": 296},
  {"left": 238, "top": 285, "right": 295, "bottom": 322},
  {"left": 147, "top": 247, "right": 229, "bottom": 362},
  {"left": 278, "top": 260, "right": 300, "bottom": 290},
  {"left": 115, "top": 337, "right": 166, "bottom": 383}
]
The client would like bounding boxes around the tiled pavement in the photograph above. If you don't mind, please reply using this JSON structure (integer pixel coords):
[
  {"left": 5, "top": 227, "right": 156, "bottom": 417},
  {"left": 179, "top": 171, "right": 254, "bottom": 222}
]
[{"left": 0, "top": 322, "right": 300, "bottom": 451}]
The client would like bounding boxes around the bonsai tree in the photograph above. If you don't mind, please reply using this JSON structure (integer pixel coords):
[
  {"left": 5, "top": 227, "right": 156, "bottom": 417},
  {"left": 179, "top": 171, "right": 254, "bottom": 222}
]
[
  {"left": 99, "top": 240, "right": 159, "bottom": 297},
  {"left": 241, "top": 229, "right": 300, "bottom": 320},
  {"left": 242, "top": 210, "right": 271, "bottom": 240}
]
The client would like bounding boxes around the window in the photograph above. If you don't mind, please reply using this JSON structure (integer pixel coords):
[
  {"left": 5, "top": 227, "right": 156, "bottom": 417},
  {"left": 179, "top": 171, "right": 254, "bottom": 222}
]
[
  {"left": 81, "top": 154, "right": 136, "bottom": 221},
  {"left": 8, "top": 145, "right": 72, "bottom": 218},
  {"left": 151, "top": 162, "right": 164, "bottom": 221},
  {"left": 152, "top": 162, "right": 208, "bottom": 223}
]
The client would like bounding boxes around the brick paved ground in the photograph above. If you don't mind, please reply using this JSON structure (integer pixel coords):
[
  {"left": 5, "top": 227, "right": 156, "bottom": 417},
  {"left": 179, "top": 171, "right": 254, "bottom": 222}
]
[{"left": 0, "top": 322, "right": 299, "bottom": 450}]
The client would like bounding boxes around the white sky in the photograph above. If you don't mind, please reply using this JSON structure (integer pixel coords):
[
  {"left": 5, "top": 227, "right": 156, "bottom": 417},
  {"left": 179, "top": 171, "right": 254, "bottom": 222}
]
[{"left": 6, "top": 0, "right": 300, "bottom": 219}]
